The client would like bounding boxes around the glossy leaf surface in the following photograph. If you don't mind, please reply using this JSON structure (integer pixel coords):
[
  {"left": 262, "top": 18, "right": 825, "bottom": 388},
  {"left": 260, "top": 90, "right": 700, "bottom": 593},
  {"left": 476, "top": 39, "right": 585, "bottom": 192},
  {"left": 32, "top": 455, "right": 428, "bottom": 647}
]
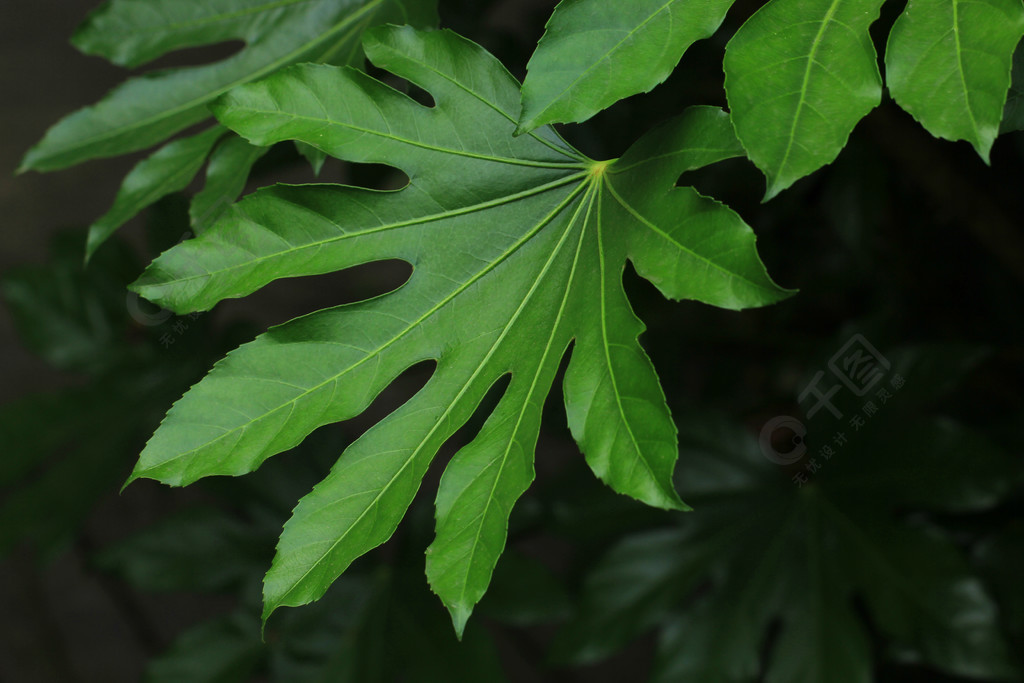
[
  {"left": 20, "top": 0, "right": 437, "bottom": 173},
  {"left": 128, "top": 26, "right": 790, "bottom": 632},
  {"left": 724, "top": 0, "right": 887, "bottom": 199},
  {"left": 518, "top": 0, "right": 735, "bottom": 133},
  {"left": 885, "top": 0, "right": 1024, "bottom": 161}
]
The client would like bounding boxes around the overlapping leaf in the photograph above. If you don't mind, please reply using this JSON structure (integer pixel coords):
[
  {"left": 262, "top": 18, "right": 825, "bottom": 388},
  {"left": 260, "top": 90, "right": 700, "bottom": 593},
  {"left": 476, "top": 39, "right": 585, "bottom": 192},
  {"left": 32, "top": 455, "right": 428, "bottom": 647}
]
[
  {"left": 19, "top": 0, "right": 437, "bottom": 257},
  {"left": 517, "top": 0, "right": 735, "bottom": 133},
  {"left": 724, "top": 0, "right": 887, "bottom": 200},
  {"left": 558, "top": 409, "right": 1019, "bottom": 682},
  {"left": 84, "top": 126, "right": 227, "bottom": 256},
  {"left": 556, "top": 343, "right": 1021, "bottom": 681},
  {"left": 21, "top": 0, "right": 437, "bottom": 172},
  {"left": 885, "top": 0, "right": 1024, "bottom": 161},
  {"left": 127, "top": 26, "right": 790, "bottom": 632}
]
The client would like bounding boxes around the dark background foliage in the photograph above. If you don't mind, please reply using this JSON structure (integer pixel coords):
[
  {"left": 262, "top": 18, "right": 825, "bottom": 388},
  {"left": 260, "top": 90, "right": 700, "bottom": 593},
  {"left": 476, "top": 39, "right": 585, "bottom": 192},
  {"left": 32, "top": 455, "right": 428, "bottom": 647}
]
[{"left": 2, "top": 0, "right": 1022, "bottom": 681}]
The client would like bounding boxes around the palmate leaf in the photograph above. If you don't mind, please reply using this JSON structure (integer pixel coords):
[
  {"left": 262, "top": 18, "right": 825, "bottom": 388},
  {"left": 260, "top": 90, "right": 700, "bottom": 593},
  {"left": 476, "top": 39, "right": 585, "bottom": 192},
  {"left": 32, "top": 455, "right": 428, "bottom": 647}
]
[
  {"left": 20, "top": 0, "right": 437, "bottom": 257},
  {"left": 128, "top": 25, "right": 791, "bottom": 634},
  {"left": 558, "top": 409, "right": 1019, "bottom": 682},
  {"left": 517, "top": 0, "right": 736, "bottom": 134},
  {"left": 723, "top": 0, "right": 887, "bottom": 200},
  {"left": 885, "top": 0, "right": 1024, "bottom": 161}
]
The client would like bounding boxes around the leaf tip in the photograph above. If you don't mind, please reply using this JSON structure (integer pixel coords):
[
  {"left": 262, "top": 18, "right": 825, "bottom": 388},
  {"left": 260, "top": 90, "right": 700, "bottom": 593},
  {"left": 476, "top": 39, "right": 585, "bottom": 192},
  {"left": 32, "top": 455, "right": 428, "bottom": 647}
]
[
  {"left": 260, "top": 601, "right": 277, "bottom": 636},
  {"left": 513, "top": 117, "right": 536, "bottom": 137},
  {"left": 119, "top": 468, "right": 142, "bottom": 494},
  {"left": 762, "top": 179, "right": 787, "bottom": 203},
  {"left": 446, "top": 601, "right": 472, "bottom": 640},
  {"left": 84, "top": 226, "right": 106, "bottom": 263},
  {"left": 974, "top": 139, "right": 994, "bottom": 166}
]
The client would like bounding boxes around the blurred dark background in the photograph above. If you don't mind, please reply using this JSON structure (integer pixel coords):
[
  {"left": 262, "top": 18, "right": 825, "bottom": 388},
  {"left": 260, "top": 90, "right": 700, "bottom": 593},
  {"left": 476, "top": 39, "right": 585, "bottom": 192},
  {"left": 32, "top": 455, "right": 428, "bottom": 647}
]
[{"left": 2, "top": 0, "right": 1023, "bottom": 681}]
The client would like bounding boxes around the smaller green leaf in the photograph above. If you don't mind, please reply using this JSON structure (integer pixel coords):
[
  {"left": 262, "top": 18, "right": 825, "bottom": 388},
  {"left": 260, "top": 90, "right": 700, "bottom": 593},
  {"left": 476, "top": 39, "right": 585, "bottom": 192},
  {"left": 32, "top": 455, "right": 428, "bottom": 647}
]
[
  {"left": 87, "top": 126, "right": 225, "bottom": 258},
  {"left": 2, "top": 236, "right": 134, "bottom": 372},
  {"left": 652, "top": 538, "right": 788, "bottom": 683},
  {"left": 146, "top": 612, "right": 263, "bottom": 683},
  {"left": 295, "top": 141, "right": 328, "bottom": 176},
  {"left": 1000, "top": 40, "right": 1024, "bottom": 132},
  {"left": 96, "top": 507, "right": 270, "bottom": 593},
  {"left": 552, "top": 528, "right": 707, "bottom": 664},
  {"left": 517, "top": 0, "right": 735, "bottom": 133},
  {"left": 0, "top": 425, "right": 128, "bottom": 558},
  {"left": 611, "top": 108, "right": 797, "bottom": 309},
  {"left": 826, "top": 417, "right": 1017, "bottom": 514},
  {"left": 832, "top": 516, "right": 1018, "bottom": 679},
  {"left": 724, "top": 0, "right": 886, "bottom": 200},
  {"left": 885, "top": 0, "right": 1024, "bottom": 161},
  {"left": 19, "top": 0, "right": 438, "bottom": 173},
  {"left": 767, "top": 594, "right": 871, "bottom": 683},
  {"left": 765, "top": 493, "right": 871, "bottom": 683},
  {"left": 975, "top": 523, "right": 1024, "bottom": 647},
  {"left": 190, "top": 135, "right": 269, "bottom": 232}
]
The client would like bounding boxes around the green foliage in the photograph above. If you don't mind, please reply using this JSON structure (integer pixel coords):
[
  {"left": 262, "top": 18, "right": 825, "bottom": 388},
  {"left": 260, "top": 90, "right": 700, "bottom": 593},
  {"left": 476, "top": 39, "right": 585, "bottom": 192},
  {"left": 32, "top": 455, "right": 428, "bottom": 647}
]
[
  {"left": 517, "top": 0, "right": 735, "bottom": 133},
  {"left": 556, "top": 347, "right": 1020, "bottom": 681},
  {"left": 126, "top": 26, "right": 788, "bottom": 633},
  {"left": 885, "top": 0, "right": 1024, "bottom": 161},
  {"left": 14, "top": 0, "right": 1024, "bottom": 675},
  {"left": 723, "top": 0, "right": 887, "bottom": 200},
  {"left": 0, "top": 229, "right": 226, "bottom": 559},
  {"left": 725, "top": 0, "right": 1024, "bottom": 197},
  {"left": 19, "top": 0, "right": 438, "bottom": 257}
]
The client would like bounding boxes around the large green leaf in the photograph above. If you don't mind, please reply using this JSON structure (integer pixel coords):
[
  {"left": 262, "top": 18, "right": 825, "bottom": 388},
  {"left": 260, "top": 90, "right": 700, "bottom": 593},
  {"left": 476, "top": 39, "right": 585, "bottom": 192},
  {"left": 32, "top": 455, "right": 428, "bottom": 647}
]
[
  {"left": 517, "top": 0, "right": 735, "bottom": 133},
  {"left": 127, "top": 26, "right": 790, "bottom": 633},
  {"left": 885, "top": 0, "right": 1024, "bottom": 161},
  {"left": 724, "top": 0, "right": 886, "bottom": 200},
  {"left": 19, "top": 0, "right": 437, "bottom": 173}
]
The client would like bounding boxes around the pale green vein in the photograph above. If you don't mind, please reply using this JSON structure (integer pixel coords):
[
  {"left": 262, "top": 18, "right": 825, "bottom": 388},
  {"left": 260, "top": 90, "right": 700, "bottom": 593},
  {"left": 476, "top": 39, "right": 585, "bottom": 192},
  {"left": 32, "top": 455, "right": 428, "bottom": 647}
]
[
  {"left": 951, "top": 0, "right": 982, "bottom": 141},
  {"left": 595, "top": 178, "right": 663, "bottom": 494},
  {"left": 56, "top": 0, "right": 384, "bottom": 160},
  {"left": 775, "top": 0, "right": 842, "bottom": 182},
  {"left": 603, "top": 177, "right": 774, "bottom": 293},
  {"left": 385, "top": 44, "right": 589, "bottom": 161},
  {"left": 278, "top": 183, "right": 595, "bottom": 611},
  {"left": 231, "top": 105, "right": 589, "bottom": 169},
  {"left": 527, "top": 0, "right": 679, "bottom": 123},
  {"left": 146, "top": 171, "right": 588, "bottom": 291},
  {"left": 450, "top": 180, "right": 597, "bottom": 620},
  {"left": 140, "top": 179, "right": 591, "bottom": 476}
]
